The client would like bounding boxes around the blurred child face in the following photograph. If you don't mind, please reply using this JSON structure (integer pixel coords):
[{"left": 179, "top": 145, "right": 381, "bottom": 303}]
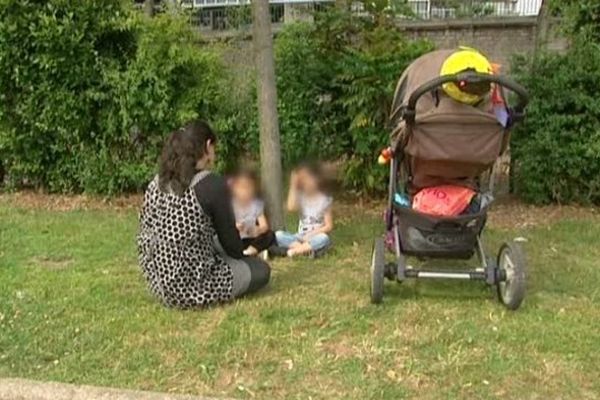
[
  {"left": 297, "top": 168, "right": 320, "bottom": 195},
  {"left": 231, "top": 175, "right": 256, "bottom": 204}
]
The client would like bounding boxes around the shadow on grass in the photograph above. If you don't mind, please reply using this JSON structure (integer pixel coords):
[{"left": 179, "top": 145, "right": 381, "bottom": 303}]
[{"left": 381, "top": 278, "right": 494, "bottom": 304}]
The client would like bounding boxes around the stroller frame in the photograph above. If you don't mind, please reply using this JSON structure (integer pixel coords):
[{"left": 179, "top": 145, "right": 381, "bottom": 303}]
[{"left": 371, "top": 71, "right": 529, "bottom": 310}]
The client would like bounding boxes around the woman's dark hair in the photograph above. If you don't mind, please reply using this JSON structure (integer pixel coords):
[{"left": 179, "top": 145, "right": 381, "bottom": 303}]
[{"left": 158, "top": 120, "right": 216, "bottom": 196}]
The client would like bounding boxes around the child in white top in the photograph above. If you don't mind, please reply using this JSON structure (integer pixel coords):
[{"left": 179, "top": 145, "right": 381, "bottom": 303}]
[
  {"left": 231, "top": 171, "right": 275, "bottom": 256},
  {"left": 275, "top": 163, "right": 334, "bottom": 257}
]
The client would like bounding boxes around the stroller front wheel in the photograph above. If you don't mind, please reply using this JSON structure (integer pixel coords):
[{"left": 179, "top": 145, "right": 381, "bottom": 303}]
[
  {"left": 496, "top": 241, "right": 527, "bottom": 310},
  {"left": 370, "top": 238, "right": 385, "bottom": 304}
]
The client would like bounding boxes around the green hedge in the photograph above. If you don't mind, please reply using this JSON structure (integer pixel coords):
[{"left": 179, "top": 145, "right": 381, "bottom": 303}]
[
  {"left": 512, "top": 38, "right": 600, "bottom": 204},
  {"left": 275, "top": 22, "right": 347, "bottom": 167},
  {"left": 275, "top": 11, "right": 433, "bottom": 192},
  {"left": 0, "top": 0, "right": 229, "bottom": 194},
  {"left": 0, "top": 2, "right": 432, "bottom": 195},
  {"left": 4, "top": 2, "right": 599, "bottom": 202}
]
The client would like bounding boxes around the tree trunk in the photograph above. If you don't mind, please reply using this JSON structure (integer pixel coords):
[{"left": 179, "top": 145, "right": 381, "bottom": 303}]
[
  {"left": 165, "top": 0, "right": 180, "bottom": 14},
  {"left": 144, "top": 0, "right": 155, "bottom": 17},
  {"left": 252, "top": 0, "right": 285, "bottom": 229},
  {"left": 252, "top": 0, "right": 285, "bottom": 230},
  {"left": 535, "top": 0, "right": 550, "bottom": 53}
]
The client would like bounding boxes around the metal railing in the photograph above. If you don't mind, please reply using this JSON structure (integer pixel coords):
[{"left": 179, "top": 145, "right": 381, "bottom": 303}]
[
  {"left": 408, "top": 0, "right": 542, "bottom": 20},
  {"left": 188, "top": 3, "right": 285, "bottom": 31},
  {"left": 141, "top": 0, "right": 542, "bottom": 33},
  {"left": 182, "top": 0, "right": 329, "bottom": 8}
]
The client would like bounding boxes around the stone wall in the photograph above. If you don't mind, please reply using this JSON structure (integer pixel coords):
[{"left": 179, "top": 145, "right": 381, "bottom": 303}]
[
  {"left": 397, "top": 17, "right": 567, "bottom": 69},
  {"left": 209, "top": 15, "right": 567, "bottom": 73}
]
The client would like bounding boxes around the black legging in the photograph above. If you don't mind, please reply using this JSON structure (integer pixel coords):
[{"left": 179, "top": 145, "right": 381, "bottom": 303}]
[
  {"left": 244, "top": 256, "right": 271, "bottom": 294},
  {"left": 242, "top": 231, "right": 276, "bottom": 253},
  {"left": 216, "top": 239, "right": 270, "bottom": 298}
]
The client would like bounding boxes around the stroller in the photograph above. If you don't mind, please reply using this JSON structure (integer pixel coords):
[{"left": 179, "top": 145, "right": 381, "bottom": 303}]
[{"left": 370, "top": 49, "right": 529, "bottom": 310}]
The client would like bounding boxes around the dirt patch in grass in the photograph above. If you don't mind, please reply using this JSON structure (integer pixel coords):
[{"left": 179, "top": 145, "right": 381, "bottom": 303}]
[
  {"left": 319, "top": 339, "right": 357, "bottom": 360},
  {"left": 488, "top": 198, "right": 600, "bottom": 229},
  {"left": 3, "top": 192, "right": 599, "bottom": 229},
  {"left": 491, "top": 356, "right": 598, "bottom": 399},
  {"left": 0, "top": 191, "right": 143, "bottom": 211},
  {"left": 28, "top": 255, "right": 74, "bottom": 270}
]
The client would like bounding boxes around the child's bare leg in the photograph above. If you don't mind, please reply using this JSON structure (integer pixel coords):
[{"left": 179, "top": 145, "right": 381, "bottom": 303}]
[
  {"left": 287, "top": 242, "right": 312, "bottom": 257},
  {"left": 243, "top": 246, "right": 258, "bottom": 256},
  {"left": 288, "top": 241, "right": 303, "bottom": 249}
]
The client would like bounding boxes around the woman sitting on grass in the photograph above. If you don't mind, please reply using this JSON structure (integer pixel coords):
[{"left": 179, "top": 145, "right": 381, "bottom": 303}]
[
  {"left": 137, "top": 120, "right": 270, "bottom": 308},
  {"left": 275, "top": 163, "right": 334, "bottom": 258}
]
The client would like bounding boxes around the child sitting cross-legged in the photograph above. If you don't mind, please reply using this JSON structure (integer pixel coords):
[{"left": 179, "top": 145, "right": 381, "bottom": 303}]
[
  {"left": 275, "top": 163, "right": 334, "bottom": 258},
  {"left": 231, "top": 170, "right": 276, "bottom": 257}
]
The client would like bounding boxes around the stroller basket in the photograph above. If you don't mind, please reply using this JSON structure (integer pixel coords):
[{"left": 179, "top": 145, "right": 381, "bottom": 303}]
[{"left": 395, "top": 205, "right": 487, "bottom": 259}]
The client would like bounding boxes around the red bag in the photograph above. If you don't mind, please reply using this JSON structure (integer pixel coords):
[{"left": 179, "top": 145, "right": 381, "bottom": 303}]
[{"left": 412, "top": 185, "right": 476, "bottom": 217}]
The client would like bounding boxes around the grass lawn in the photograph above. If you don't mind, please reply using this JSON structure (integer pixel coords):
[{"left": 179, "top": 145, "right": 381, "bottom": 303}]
[{"left": 1, "top": 194, "right": 599, "bottom": 399}]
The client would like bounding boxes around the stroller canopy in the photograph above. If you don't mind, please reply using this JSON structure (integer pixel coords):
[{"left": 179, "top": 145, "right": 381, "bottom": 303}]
[{"left": 390, "top": 49, "right": 509, "bottom": 191}]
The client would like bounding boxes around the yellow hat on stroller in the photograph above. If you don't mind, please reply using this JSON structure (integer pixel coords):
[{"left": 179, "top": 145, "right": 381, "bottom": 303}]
[{"left": 440, "top": 47, "right": 493, "bottom": 105}]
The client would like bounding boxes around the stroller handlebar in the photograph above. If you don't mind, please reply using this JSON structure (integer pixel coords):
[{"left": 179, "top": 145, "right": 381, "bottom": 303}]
[{"left": 404, "top": 72, "right": 529, "bottom": 125}]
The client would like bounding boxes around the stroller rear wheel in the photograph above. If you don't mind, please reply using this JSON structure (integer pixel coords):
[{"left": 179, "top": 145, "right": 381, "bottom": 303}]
[
  {"left": 496, "top": 241, "right": 526, "bottom": 310},
  {"left": 370, "top": 238, "right": 385, "bottom": 304}
]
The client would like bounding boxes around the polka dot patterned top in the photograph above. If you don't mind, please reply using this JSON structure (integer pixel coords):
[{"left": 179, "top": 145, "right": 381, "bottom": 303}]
[{"left": 137, "top": 173, "right": 233, "bottom": 308}]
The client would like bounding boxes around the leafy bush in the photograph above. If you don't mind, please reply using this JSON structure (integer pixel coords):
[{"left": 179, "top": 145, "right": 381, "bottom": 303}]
[
  {"left": 0, "top": 0, "right": 132, "bottom": 192},
  {"left": 333, "top": 21, "right": 433, "bottom": 192},
  {"left": 275, "top": 10, "right": 433, "bottom": 192},
  {"left": 86, "top": 13, "right": 226, "bottom": 193},
  {"left": 549, "top": 0, "right": 600, "bottom": 42},
  {"left": 0, "top": 1, "right": 230, "bottom": 193},
  {"left": 0, "top": 1, "right": 432, "bottom": 195},
  {"left": 275, "top": 22, "right": 347, "bottom": 167},
  {"left": 512, "top": 38, "right": 600, "bottom": 204}
]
